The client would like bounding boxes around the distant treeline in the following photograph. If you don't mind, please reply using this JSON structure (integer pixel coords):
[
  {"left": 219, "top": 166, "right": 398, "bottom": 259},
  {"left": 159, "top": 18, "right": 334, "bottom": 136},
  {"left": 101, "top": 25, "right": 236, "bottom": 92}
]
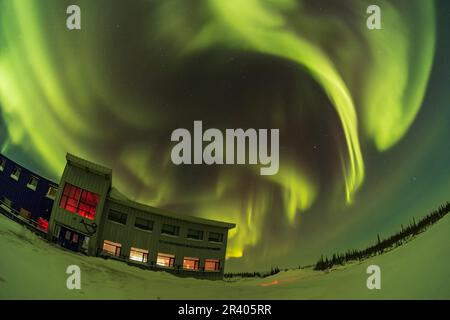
[
  {"left": 224, "top": 267, "right": 281, "bottom": 279},
  {"left": 315, "top": 201, "right": 450, "bottom": 271}
]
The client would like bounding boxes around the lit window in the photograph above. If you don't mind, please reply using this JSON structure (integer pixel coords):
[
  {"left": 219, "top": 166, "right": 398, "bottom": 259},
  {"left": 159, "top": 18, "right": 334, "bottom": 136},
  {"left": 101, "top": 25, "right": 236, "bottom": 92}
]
[
  {"left": 187, "top": 228, "right": 203, "bottom": 240},
  {"left": 46, "top": 185, "right": 58, "bottom": 199},
  {"left": 37, "top": 218, "right": 49, "bottom": 232},
  {"left": 204, "top": 259, "right": 220, "bottom": 271},
  {"left": 27, "top": 176, "right": 39, "bottom": 191},
  {"left": 134, "top": 217, "right": 153, "bottom": 231},
  {"left": 0, "top": 158, "right": 5, "bottom": 171},
  {"left": 10, "top": 166, "right": 21, "bottom": 181},
  {"left": 103, "top": 240, "right": 122, "bottom": 257},
  {"left": 108, "top": 210, "right": 127, "bottom": 225},
  {"left": 129, "top": 247, "right": 149, "bottom": 263},
  {"left": 183, "top": 257, "right": 199, "bottom": 270},
  {"left": 161, "top": 224, "right": 179, "bottom": 236},
  {"left": 157, "top": 253, "right": 175, "bottom": 267},
  {"left": 59, "top": 183, "right": 99, "bottom": 220},
  {"left": 78, "top": 190, "right": 100, "bottom": 220},
  {"left": 208, "top": 232, "right": 224, "bottom": 243}
]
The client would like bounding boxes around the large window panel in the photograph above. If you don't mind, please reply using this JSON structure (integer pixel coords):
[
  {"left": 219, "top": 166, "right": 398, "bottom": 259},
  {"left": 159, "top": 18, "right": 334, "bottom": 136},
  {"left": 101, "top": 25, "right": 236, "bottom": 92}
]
[
  {"left": 134, "top": 217, "right": 153, "bottom": 231},
  {"left": 205, "top": 259, "right": 220, "bottom": 271},
  {"left": 103, "top": 240, "right": 122, "bottom": 257},
  {"left": 187, "top": 228, "right": 204, "bottom": 240},
  {"left": 108, "top": 210, "right": 127, "bottom": 225},
  {"left": 59, "top": 183, "right": 100, "bottom": 220},
  {"left": 157, "top": 253, "right": 175, "bottom": 267},
  {"left": 129, "top": 247, "right": 149, "bottom": 263},
  {"left": 161, "top": 224, "right": 180, "bottom": 236},
  {"left": 183, "top": 257, "right": 199, "bottom": 270},
  {"left": 208, "top": 232, "right": 224, "bottom": 243}
]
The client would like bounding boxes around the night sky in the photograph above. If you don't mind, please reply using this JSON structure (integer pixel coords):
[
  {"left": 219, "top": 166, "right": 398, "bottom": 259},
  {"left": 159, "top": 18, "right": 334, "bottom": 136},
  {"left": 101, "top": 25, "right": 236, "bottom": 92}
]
[{"left": 0, "top": 0, "right": 449, "bottom": 271}]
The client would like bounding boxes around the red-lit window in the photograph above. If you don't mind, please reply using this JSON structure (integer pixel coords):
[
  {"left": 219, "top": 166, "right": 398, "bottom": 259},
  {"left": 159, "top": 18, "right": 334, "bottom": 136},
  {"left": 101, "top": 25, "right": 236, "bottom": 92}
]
[
  {"left": 78, "top": 190, "right": 99, "bottom": 220},
  {"left": 37, "top": 218, "right": 49, "bottom": 232},
  {"left": 59, "top": 183, "right": 100, "bottom": 220}
]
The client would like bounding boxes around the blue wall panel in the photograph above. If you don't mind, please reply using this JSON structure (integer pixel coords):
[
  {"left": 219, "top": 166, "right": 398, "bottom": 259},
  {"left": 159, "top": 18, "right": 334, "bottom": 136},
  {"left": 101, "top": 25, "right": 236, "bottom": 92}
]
[{"left": 0, "top": 153, "right": 57, "bottom": 221}]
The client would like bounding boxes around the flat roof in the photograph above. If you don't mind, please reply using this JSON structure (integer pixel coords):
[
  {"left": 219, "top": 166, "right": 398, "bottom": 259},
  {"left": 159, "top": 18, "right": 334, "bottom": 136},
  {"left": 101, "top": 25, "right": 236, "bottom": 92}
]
[
  {"left": 108, "top": 188, "right": 236, "bottom": 229},
  {"left": 66, "top": 153, "right": 112, "bottom": 179},
  {"left": 0, "top": 152, "right": 58, "bottom": 184}
]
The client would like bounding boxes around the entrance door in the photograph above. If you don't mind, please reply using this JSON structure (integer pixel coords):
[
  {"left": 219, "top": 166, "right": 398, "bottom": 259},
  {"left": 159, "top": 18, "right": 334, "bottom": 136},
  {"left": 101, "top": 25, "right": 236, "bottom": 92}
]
[{"left": 57, "top": 226, "right": 85, "bottom": 252}]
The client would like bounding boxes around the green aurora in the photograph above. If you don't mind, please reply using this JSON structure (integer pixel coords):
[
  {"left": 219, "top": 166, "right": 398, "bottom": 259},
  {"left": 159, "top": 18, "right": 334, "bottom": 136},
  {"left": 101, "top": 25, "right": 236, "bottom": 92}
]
[{"left": 0, "top": 0, "right": 448, "bottom": 270}]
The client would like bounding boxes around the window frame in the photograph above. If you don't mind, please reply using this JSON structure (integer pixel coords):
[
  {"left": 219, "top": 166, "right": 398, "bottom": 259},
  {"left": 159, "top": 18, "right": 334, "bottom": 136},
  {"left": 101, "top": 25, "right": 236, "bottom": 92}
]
[
  {"left": 186, "top": 228, "right": 204, "bottom": 241},
  {"left": 102, "top": 240, "right": 122, "bottom": 257},
  {"left": 10, "top": 166, "right": 21, "bottom": 181},
  {"left": 204, "top": 259, "right": 221, "bottom": 272},
  {"left": 134, "top": 217, "right": 153, "bottom": 232},
  {"left": 27, "top": 175, "right": 39, "bottom": 191},
  {"left": 156, "top": 253, "right": 175, "bottom": 268},
  {"left": 208, "top": 232, "right": 224, "bottom": 243},
  {"left": 183, "top": 257, "right": 200, "bottom": 271},
  {"left": 59, "top": 183, "right": 100, "bottom": 220},
  {"left": 129, "top": 247, "right": 149, "bottom": 263},
  {"left": 161, "top": 224, "right": 180, "bottom": 237},
  {"left": 107, "top": 210, "right": 128, "bottom": 225},
  {"left": 46, "top": 185, "right": 58, "bottom": 199}
]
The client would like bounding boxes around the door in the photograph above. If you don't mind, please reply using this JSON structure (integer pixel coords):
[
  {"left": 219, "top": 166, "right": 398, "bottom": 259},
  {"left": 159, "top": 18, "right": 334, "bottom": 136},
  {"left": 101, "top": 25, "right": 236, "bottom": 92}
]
[{"left": 57, "top": 226, "right": 85, "bottom": 252}]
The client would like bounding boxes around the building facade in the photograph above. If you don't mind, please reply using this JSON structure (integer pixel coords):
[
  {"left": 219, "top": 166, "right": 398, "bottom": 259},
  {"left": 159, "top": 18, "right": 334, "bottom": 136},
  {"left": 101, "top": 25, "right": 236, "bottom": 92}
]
[
  {"left": 0, "top": 152, "right": 235, "bottom": 279},
  {"left": 0, "top": 154, "right": 57, "bottom": 231}
]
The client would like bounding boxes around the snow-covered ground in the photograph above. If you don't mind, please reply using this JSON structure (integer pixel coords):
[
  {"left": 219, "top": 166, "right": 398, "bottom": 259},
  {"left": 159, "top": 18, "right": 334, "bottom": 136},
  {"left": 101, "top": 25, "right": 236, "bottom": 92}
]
[{"left": 0, "top": 213, "right": 449, "bottom": 299}]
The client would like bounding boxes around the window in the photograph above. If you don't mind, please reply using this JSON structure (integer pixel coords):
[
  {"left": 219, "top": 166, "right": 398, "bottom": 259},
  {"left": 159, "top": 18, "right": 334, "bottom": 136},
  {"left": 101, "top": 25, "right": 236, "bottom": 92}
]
[
  {"left": 208, "top": 232, "right": 224, "bottom": 243},
  {"left": 183, "top": 257, "right": 199, "bottom": 271},
  {"left": 134, "top": 217, "right": 153, "bottom": 231},
  {"left": 187, "top": 228, "right": 204, "bottom": 241},
  {"left": 0, "top": 158, "right": 5, "bottom": 171},
  {"left": 129, "top": 247, "right": 149, "bottom": 263},
  {"left": 108, "top": 210, "right": 127, "bottom": 225},
  {"left": 27, "top": 176, "right": 39, "bottom": 191},
  {"left": 46, "top": 185, "right": 58, "bottom": 199},
  {"left": 1, "top": 197, "right": 13, "bottom": 212},
  {"left": 204, "top": 259, "right": 220, "bottom": 271},
  {"left": 59, "top": 183, "right": 100, "bottom": 220},
  {"left": 78, "top": 190, "right": 100, "bottom": 220},
  {"left": 156, "top": 253, "right": 175, "bottom": 267},
  {"left": 161, "top": 224, "right": 180, "bottom": 236},
  {"left": 103, "top": 240, "right": 122, "bottom": 257},
  {"left": 10, "top": 166, "right": 21, "bottom": 181}
]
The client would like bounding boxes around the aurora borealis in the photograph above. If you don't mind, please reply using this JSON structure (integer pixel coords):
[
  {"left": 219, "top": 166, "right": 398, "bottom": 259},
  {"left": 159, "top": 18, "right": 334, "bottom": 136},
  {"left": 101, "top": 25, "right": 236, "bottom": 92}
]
[{"left": 1, "top": 0, "right": 449, "bottom": 271}]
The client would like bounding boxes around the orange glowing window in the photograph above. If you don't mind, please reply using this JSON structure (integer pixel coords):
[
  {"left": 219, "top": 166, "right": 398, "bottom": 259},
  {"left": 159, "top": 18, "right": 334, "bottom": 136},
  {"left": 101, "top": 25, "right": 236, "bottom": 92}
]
[
  {"left": 183, "top": 257, "right": 199, "bottom": 270},
  {"left": 157, "top": 253, "right": 175, "bottom": 267},
  {"left": 129, "top": 247, "right": 149, "bottom": 263},
  {"left": 103, "top": 240, "right": 122, "bottom": 257},
  {"left": 59, "top": 183, "right": 100, "bottom": 220},
  {"left": 204, "top": 259, "right": 220, "bottom": 271}
]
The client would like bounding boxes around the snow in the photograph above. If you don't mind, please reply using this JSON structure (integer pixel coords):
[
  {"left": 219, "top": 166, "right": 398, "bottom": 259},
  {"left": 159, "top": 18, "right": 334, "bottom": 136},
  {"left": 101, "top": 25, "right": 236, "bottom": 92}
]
[{"left": 0, "top": 213, "right": 449, "bottom": 299}]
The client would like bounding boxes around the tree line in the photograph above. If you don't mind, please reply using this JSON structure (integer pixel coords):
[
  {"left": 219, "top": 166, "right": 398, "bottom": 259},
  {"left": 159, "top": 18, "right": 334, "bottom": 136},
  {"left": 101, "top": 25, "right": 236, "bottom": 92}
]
[
  {"left": 224, "top": 267, "right": 281, "bottom": 279},
  {"left": 314, "top": 202, "right": 450, "bottom": 271}
]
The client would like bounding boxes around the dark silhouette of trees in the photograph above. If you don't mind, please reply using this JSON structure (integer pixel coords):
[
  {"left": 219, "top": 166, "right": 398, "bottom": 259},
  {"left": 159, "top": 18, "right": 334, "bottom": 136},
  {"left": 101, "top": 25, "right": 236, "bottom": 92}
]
[
  {"left": 314, "top": 202, "right": 450, "bottom": 271},
  {"left": 224, "top": 266, "right": 280, "bottom": 279}
]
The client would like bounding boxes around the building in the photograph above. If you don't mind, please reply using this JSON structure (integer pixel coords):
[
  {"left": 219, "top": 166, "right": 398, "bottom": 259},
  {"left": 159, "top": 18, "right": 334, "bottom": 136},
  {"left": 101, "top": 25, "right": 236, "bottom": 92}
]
[
  {"left": 0, "top": 152, "right": 236, "bottom": 279},
  {"left": 0, "top": 154, "right": 57, "bottom": 231}
]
